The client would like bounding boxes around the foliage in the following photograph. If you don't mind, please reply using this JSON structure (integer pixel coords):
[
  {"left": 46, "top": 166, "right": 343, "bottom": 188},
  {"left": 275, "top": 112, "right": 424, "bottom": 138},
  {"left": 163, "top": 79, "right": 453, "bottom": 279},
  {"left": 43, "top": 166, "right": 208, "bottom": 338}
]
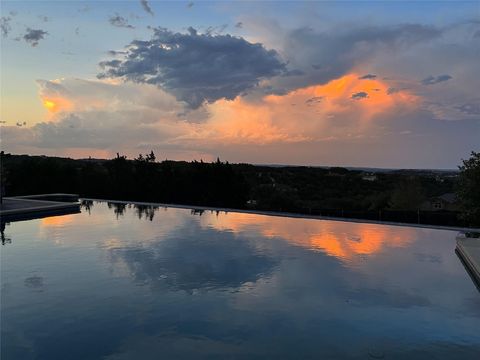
[
  {"left": 456, "top": 151, "right": 480, "bottom": 226},
  {"left": 389, "top": 178, "right": 425, "bottom": 210}
]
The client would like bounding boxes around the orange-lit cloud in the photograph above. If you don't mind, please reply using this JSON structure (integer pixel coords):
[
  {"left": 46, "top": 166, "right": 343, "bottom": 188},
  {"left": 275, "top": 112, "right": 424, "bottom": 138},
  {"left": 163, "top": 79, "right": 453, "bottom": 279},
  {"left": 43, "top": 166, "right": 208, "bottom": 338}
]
[
  {"left": 263, "top": 73, "right": 419, "bottom": 123},
  {"left": 27, "top": 73, "right": 422, "bottom": 160},
  {"left": 199, "top": 212, "right": 415, "bottom": 263},
  {"left": 42, "top": 97, "right": 73, "bottom": 113},
  {"left": 36, "top": 73, "right": 418, "bottom": 144},
  {"left": 192, "top": 73, "right": 419, "bottom": 145}
]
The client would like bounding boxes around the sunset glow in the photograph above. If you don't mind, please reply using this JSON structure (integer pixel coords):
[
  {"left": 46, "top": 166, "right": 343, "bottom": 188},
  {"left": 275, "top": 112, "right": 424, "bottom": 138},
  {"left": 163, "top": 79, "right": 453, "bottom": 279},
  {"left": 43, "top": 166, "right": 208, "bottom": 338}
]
[
  {"left": 0, "top": 0, "right": 477, "bottom": 168},
  {"left": 41, "top": 97, "right": 72, "bottom": 114},
  {"left": 43, "top": 100, "right": 56, "bottom": 110}
]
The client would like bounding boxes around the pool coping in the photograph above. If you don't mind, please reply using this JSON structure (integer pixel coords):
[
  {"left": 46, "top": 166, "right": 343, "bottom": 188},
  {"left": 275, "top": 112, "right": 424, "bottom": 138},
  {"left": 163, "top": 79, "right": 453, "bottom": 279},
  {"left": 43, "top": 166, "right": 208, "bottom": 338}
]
[
  {"left": 0, "top": 196, "right": 81, "bottom": 222},
  {"left": 456, "top": 236, "right": 480, "bottom": 290},
  {"left": 81, "top": 197, "right": 480, "bottom": 233}
]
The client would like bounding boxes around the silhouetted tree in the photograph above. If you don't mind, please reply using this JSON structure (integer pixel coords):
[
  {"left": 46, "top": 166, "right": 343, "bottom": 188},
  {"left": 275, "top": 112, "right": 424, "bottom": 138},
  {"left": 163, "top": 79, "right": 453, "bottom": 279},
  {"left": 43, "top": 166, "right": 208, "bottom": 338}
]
[{"left": 457, "top": 151, "right": 480, "bottom": 226}]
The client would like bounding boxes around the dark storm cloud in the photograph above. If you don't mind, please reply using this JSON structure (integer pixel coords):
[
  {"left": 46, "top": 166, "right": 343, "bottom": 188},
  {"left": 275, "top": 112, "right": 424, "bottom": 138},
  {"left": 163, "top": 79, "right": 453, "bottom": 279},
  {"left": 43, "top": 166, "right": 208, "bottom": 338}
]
[
  {"left": 351, "top": 91, "right": 368, "bottom": 100},
  {"left": 98, "top": 27, "right": 286, "bottom": 108},
  {"left": 23, "top": 28, "right": 48, "bottom": 46},
  {"left": 358, "top": 74, "right": 377, "bottom": 80},
  {"left": 420, "top": 74, "right": 452, "bottom": 85},
  {"left": 140, "top": 0, "right": 154, "bottom": 16},
  {"left": 268, "top": 23, "right": 443, "bottom": 94},
  {"left": 283, "top": 69, "right": 305, "bottom": 76},
  {"left": 1, "top": 16, "right": 11, "bottom": 37},
  {"left": 109, "top": 14, "right": 135, "bottom": 29}
]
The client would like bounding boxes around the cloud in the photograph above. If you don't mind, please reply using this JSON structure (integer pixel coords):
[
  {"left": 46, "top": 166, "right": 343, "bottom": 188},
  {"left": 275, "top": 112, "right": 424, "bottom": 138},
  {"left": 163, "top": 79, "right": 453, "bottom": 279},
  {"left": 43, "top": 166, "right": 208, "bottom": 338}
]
[
  {"left": 23, "top": 28, "right": 48, "bottom": 46},
  {"left": 109, "top": 14, "right": 135, "bottom": 29},
  {"left": 263, "top": 23, "right": 443, "bottom": 94},
  {"left": 140, "top": 0, "right": 154, "bottom": 16},
  {"left": 98, "top": 27, "right": 286, "bottom": 108},
  {"left": 3, "top": 73, "right": 478, "bottom": 168},
  {"left": 420, "top": 74, "right": 452, "bottom": 85},
  {"left": 455, "top": 102, "right": 480, "bottom": 115},
  {"left": 36, "top": 78, "right": 182, "bottom": 117},
  {"left": 359, "top": 74, "right": 377, "bottom": 80},
  {"left": 235, "top": 22, "right": 243, "bottom": 29},
  {"left": 387, "top": 87, "right": 401, "bottom": 95},
  {"left": 1, "top": 16, "right": 11, "bottom": 37},
  {"left": 351, "top": 91, "right": 368, "bottom": 100}
]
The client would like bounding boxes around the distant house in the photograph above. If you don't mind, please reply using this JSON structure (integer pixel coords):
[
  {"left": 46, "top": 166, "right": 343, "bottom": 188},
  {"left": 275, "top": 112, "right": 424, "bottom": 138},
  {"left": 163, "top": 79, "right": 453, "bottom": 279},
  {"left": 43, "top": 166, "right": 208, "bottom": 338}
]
[
  {"left": 362, "top": 173, "right": 377, "bottom": 181},
  {"left": 246, "top": 200, "right": 257, "bottom": 206},
  {"left": 421, "top": 193, "right": 459, "bottom": 211}
]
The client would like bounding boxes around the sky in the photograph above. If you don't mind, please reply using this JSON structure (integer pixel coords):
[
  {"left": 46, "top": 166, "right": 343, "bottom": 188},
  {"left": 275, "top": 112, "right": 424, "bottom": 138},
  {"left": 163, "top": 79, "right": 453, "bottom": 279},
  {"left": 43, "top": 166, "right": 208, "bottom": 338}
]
[{"left": 0, "top": 0, "right": 479, "bottom": 168}]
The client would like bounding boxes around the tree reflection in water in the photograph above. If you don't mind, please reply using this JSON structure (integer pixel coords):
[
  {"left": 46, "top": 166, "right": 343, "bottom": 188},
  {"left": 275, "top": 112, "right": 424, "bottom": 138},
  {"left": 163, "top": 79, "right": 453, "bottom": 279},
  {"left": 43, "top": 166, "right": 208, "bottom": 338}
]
[
  {"left": 1, "top": 221, "right": 12, "bottom": 245},
  {"left": 80, "top": 199, "right": 94, "bottom": 214}
]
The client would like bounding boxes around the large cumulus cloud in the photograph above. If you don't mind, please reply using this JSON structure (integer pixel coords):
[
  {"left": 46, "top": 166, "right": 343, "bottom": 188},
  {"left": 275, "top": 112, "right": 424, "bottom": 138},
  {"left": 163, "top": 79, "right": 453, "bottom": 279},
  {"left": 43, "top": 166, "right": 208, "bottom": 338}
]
[{"left": 98, "top": 27, "right": 286, "bottom": 108}]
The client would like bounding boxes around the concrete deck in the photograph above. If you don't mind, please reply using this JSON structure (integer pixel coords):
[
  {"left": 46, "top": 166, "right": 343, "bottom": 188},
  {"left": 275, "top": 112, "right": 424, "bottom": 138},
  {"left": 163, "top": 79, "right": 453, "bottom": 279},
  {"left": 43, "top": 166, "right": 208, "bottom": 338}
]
[
  {"left": 456, "top": 235, "right": 480, "bottom": 290},
  {"left": 0, "top": 196, "right": 80, "bottom": 222}
]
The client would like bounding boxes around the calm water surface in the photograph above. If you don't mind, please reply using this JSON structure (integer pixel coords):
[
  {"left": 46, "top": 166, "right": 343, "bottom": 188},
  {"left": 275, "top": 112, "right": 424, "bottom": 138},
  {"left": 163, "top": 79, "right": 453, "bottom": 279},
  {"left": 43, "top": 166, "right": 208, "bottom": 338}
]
[{"left": 1, "top": 200, "right": 479, "bottom": 359}]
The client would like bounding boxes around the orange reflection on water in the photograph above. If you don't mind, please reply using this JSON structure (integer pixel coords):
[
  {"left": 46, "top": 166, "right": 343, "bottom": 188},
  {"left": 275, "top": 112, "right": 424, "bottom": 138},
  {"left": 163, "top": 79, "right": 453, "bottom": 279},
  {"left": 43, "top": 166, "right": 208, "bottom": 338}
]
[
  {"left": 41, "top": 214, "right": 76, "bottom": 227},
  {"left": 201, "top": 212, "right": 416, "bottom": 262}
]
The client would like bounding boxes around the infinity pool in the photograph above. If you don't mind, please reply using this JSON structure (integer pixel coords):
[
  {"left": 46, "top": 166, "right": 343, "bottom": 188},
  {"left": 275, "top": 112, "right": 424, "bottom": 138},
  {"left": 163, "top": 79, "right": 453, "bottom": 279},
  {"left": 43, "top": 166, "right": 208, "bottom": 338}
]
[{"left": 1, "top": 200, "right": 479, "bottom": 359}]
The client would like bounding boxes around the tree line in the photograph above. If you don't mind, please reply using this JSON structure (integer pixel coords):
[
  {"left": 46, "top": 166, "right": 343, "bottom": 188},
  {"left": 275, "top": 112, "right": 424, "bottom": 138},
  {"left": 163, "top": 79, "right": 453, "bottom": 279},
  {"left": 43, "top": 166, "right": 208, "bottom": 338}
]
[{"left": 1, "top": 151, "right": 479, "bottom": 227}]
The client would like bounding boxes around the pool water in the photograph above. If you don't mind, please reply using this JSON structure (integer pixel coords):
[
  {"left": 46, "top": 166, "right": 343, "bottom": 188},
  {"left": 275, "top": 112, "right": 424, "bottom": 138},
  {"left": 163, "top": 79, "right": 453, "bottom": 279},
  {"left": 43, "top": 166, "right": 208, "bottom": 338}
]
[{"left": 1, "top": 200, "right": 479, "bottom": 359}]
